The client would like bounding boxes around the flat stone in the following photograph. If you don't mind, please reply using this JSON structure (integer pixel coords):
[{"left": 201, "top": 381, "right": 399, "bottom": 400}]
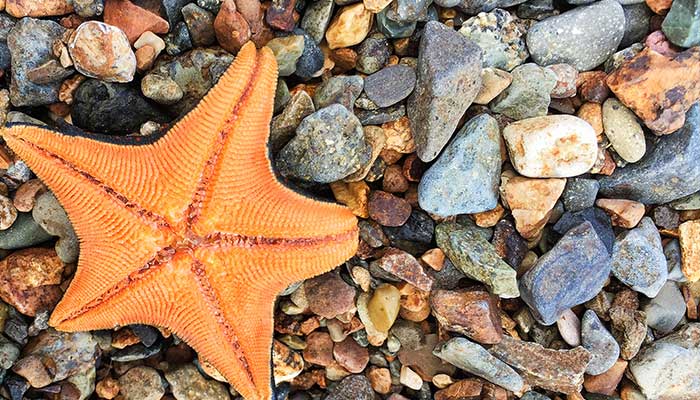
[
  {"left": 662, "top": 0, "right": 700, "bottom": 47},
  {"left": 368, "top": 190, "right": 412, "bottom": 227},
  {"left": 628, "top": 323, "right": 700, "bottom": 399},
  {"left": 355, "top": 34, "right": 390, "bottom": 75},
  {"left": 526, "top": 0, "right": 625, "bottom": 71},
  {"left": 581, "top": 310, "right": 620, "bottom": 375},
  {"left": 520, "top": 221, "right": 611, "bottom": 325},
  {"left": 333, "top": 337, "right": 369, "bottom": 373},
  {"left": 325, "top": 375, "right": 374, "bottom": 400},
  {"left": 598, "top": 103, "right": 700, "bottom": 204},
  {"left": 367, "top": 283, "right": 400, "bottom": 331},
  {"left": 474, "top": 68, "right": 512, "bottom": 105},
  {"left": 164, "top": 364, "right": 229, "bottom": 400},
  {"left": 408, "top": 21, "right": 482, "bottom": 162},
  {"left": 270, "top": 90, "right": 315, "bottom": 152},
  {"left": 435, "top": 222, "right": 519, "bottom": 298},
  {"left": 371, "top": 247, "right": 433, "bottom": 291},
  {"left": 611, "top": 217, "right": 668, "bottom": 298},
  {"left": 595, "top": 198, "right": 645, "bottom": 229},
  {"left": 489, "top": 335, "right": 591, "bottom": 394},
  {"left": 680, "top": 219, "right": 700, "bottom": 281},
  {"left": 313, "top": 75, "right": 363, "bottom": 110},
  {"left": 213, "top": 0, "right": 250, "bottom": 53},
  {"left": 602, "top": 98, "right": 646, "bottom": 163},
  {"left": 431, "top": 288, "right": 503, "bottom": 344},
  {"left": 489, "top": 63, "right": 556, "bottom": 120},
  {"left": 364, "top": 65, "right": 416, "bottom": 108},
  {"left": 6, "top": 0, "right": 73, "bottom": 17},
  {"left": 458, "top": 8, "right": 528, "bottom": 71},
  {"left": 418, "top": 114, "right": 501, "bottom": 216},
  {"left": 502, "top": 176, "right": 565, "bottom": 240},
  {"left": 433, "top": 337, "right": 524, "bottom": 392},
  {"left": 0, "top": 248, "right": 64, "bottom": 317},
  {"left": 562, "top": 178, "right": 599, "bottom": 212},
  {"left": 643, "top": 281, "right": 685, "bottom": 334},
  {"left": 104, "top": 0, "right": 169, "bottom": 44},
  {"left": 503, "top": 115, "right": 598, "bottom": 177},
  {"left": 0, "top": 213, "right": 52, "bottom": 250}
]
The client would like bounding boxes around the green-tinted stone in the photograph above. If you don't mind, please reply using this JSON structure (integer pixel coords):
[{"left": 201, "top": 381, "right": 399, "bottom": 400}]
[
  {"left": 435, "top": 222, "right": 519, "bottom": 298},
  {"left": 0, "top": 213, "right": 52, "bottom": 250},
  {"left": 267, "top": 35, "right": 305, "bottom": 77},
  {"left": 662, "top": 0, "right": 700, "bottom": 47},
  {"left": 377, "top": 8, "right": 416, "bottom": 39}
]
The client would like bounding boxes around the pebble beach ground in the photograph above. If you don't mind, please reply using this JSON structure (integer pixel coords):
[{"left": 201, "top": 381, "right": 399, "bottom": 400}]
[{"left": 0, "top": 0, "right": 699, "bottom": 399}]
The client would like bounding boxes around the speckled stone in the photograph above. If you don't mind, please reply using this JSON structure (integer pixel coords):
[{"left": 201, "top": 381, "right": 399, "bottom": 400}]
[
  {"left": 408, "top": 21, "right": 483, "bottom": 162},
  {"left": 602, "top": 98, "right": 646, "bottom": 163},
  {"left": 326, "top": 375, "right": 375, "bottom": 400},
  {"left": 620, "top": 3, "right": 652, "bottom": 48},
  {"left": 418, "top": 114, "right": 501, "bottom": 216},
  {"left": 562, "top": 178, "right": 599, "bottom": 212},
  {"left": 526, "top": 0, "right": 625, "bottom": 71},
  {"left": 642, "top": 281, "right": 685, "bottom": 334},
  {"left": 520, "top": 221, "right": 611, "bottom": 325},
  {"left": 581, "top": 310, "right": 620, "bottom": 375},
  {"left": 662, "top": 0, "right": 700, "bottom": 47},
  {"left": 301, "top": 0, "right": 334, "bottom": 44},
  {"left": 267, "top": 35, "right": 305, "bottom": 77},
  {"left": 313, "top": 75, "right": 364, "bottom": 111},
  {"left": 459, "top": 8, "right": 528, "bottom": 71},
  {"left": 293, "top": 29, "right": 324, "bottom": 80},
  {"left": 356, "top": 34, "right": 391, "bottom": 75},
  {"left": 490, "top": 63, "right": 557, "bottom": 120},
  {"left": 363, "top": 65, "right": 416, "bottom": 108}
]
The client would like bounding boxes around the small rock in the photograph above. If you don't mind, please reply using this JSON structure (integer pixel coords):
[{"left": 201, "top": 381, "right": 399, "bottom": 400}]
[
  {"left": 0, "top": 248, "right": 64, "bottom": 317},
  {"left": 164, "top": 364, "right": 229, "bottom": 400},
  {"left": 609, "top": 305, "right": 647, "bottom": 360},
  {"left": 103, "top": 0, "right": 170, "bottom": 44},
  {"left": 141, "top": 74, "right": 184, "bottom": 105},
  {"left": 581, "top": 309, "right": 620, "bottom": 375},
  {"left": 0, "top": 213, "right": 52, "bottom": 250},
  {"left": 363, "top": 65, "right": 416, "bottom": 108},
  {"left": 293, "top": 29, "right": 324, "bottom": 80},
  {"left": 267, "top": 35, "right": 305, "bottom": 77},
  {"left": 313, "top": 75, "right": 363, "bottom": 110},
  {"left": 6, "top": 0, "right": 73, "bottom": 17},
  {"left": 368, "top": 283, "right": 400, "bottom": 331},
  {"left": 371, "top": 248, "right": 433, "bottom": 291},
  {"left": 459, "top": 8, "right": 528, "bottom": 71},
  {"left": 577, "top": 102, "right": 604, "bottom": 135},
  {"left": 333, "top": 337, "right": 369, "bottom": 373},
  {"left": 602, "top": 98, "right": 646, "bottom": 163},
  {"left": 556, "top": 309, "right": 581, "bottom": 347},
  {"left": 520, "top": 221, "right": 612, "bottom": 325},
  {"left": 0, "top": 335, "right": 20, "bottom": 370},
  {"left": 303, "top": 331, "right": 334, "bottom": 366},
  {"left": 562, "top": 178, "right": 599, "bottom": 212},
  {"left": 325, "top": 375, "right": 374, "bottom": 400},
  {"left": 433, "top": 337, "right": 524, "bottom": 392},
  {"left": 399, "top": 365, "right": 423, "bottom": 390},
  {"left": 679, "top": 219, "right": 700, "bottom": 281},
  {"left": 304, "top": 272, "right": 356, "bottom": 319},
  {"left": 620, "top": 3, "right": 652, "bottom": 48},
  {"left": 164, "top": 22, "right": 193, "bottom": 56},
  {"left": 213, "top": 0, "right": 250, "bottom": 53},
  {"left": 301, "top": 0, "right": 334, "bottom": 44},
  {"left": 431, "top": 288, "right": 503, "bottom": 344},
  {"left": 662, "top": 0, "right": 700, "bottom": 47},
  {"left": 526, "top": 0, "right": 625, "bottom": 71},
  {"left": 490, "top": 63, "right": 556, "bottom": 120},
  {"left": 376, "top": 7, "right": 417, "bottom": 39},
  {"left": 503, "top": 115, "right": 598, "bottom": 177},
  {"left": 182, "top": 3, "right": 216, "bottom": 46},
  {"left": 368, "top": 190, "right": 412, "bottom": 227},
  {"left": 492, "top": 219, "right": 528, "bottom": 269},
  {"left": 325, "top": 3, "right": 373, "bottom": 49},
  {"left": 611, "top": 217, "right": 668, "bottom": 297},
  {"left": 434, "top": 379, "right": 483, "bottom": 400},
  {"left": 643, "top": 281, "right": 685, "bottom": 334},
  {"left": 435, "top": 222, "right": 519, "bottom": 298},
  {"left": 408, "top": 21, "right": 482, "bottom": 162},
  {"left": 355, "top": 34, "right": 390, "bottom": 75},
  {"left": 474, "top": 68, "right": 512, "bottom": 105},
  {"left": 583, "top": 358, "right": 628, "bottom": 395},
  {"left": 595, "top": 198, "right": 645, "bottom": 228},
  {"left": 69, "top": 0, "right": 105, "bottom": 17},
  {"left": 418, "top": 114, "right": 501, "bottom": 217},
  {"left": 32, "top": 192, "right": 79, "bottom": 264},
  {"left": 270, "top": 90, "right": 315, "bottom": 152},
  {"left": 502, "top": 176, "right": 565, "bottom": 240},
  {"left": 118, "top": 366, "right": 165, "bottom": 400},
  {"left": 367, "top": 367, "right": 392, "bottom": 394}
]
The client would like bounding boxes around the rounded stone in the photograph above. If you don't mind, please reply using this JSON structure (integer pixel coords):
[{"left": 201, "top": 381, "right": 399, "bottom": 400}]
[
  {"left": 363, "top": 64, "right": 416, "bottom": 108},
  {"left": 602, "top": 98, "right": 646, "bottom": 163},
  {"left": 581, "top": 310, "right": 620, "bottom": 375},
  {"left": 68, "top": 21, "right": 136, "bottom": 83}
]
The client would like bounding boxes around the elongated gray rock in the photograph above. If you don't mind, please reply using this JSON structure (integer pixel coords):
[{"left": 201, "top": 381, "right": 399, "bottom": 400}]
[
  {"left": 408, "top": 21, "right": 482, "bottom": 162},
  {"left": 436, "top": 222, "right": 519, "bottom": 298},
  {"left": 526, "top": 0, "right": 625, "bottom": 71},
  {"left": 643, "top": 281, "right": 685, "bottom": 335},
  {"left": 611, "top": 217, "right": 668, "bottom": 298},
  {"left": 418, "top": 114, "right": 501, "bottom": 216},
  {"left": 433, "top": 337, "right": 524, "bottom": 392},
  {"left": 581, "top": 310, "right": 620, "bottom": 375},
  {"left": 520, "top": 221, "right": 611, "bottom": 325},
  {"left": 599, "top": 103, "right": 700, "bottom": 204}
]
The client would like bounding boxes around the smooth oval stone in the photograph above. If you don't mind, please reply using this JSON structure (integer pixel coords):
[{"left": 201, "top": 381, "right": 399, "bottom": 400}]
[
  {"left": 503, "top": 115, "right": 598, "bottom": 178},
  {"left": 0, "top": 213, "right": 52, "bottom": 250},
  {"left": 602, "top": 98, "right": 646, "bottom": 163},
  {"left": 581, "top": 310, "right": 620, "bottom": 375},
  {"left": 526, "top": 0, "right": 625, "bottom": 71},
  {"left": 520, "top": 221, "right": 611, "bottom": 325},
  {"left": 611, "top": 217, "right": 668, "bottom": 298},
  {"left": 599, "top": 103, "right": 700, "bottom": 204},
  {"left": 408, "top": 21, "right": 483, "bottom": 162},
  {"left": 642, "top": 281, "right": 685, "bottom": 335},
  {"left": 364, "top": 64, "right": 416, "bottom": 108},
  {"left": 418, "top": 114, "right": 501, "bottom": 216}
]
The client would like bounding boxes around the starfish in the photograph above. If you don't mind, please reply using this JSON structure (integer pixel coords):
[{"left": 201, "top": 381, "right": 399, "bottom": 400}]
[{"left": 2, "top": 43, "right": 358, "bottom": 399}]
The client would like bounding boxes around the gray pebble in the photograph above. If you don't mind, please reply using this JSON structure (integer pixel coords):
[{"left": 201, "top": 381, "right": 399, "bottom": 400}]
[
  {"left": 355, "top": 104, "right": 406, "bottom": 125},
  {"left": 643, "top": 281, "right": 685, "bottom": 335},
  {"left": 313, "top": 75, "right": 364, "bottom": 111},
  {"left": 270, "top": 90, "right": 315, "bottom": 152},
  {"left": 364, "top": 65, "right": 416, "bottom": 108},
  {"left": 301, "top": 0, "right": 334, "bottom": 44},
  {"left": 0, "top": 213, "right": 52, "bottom": 250},
  {"left": 32, "top": 192, "right": 79, "bottom": 264},
  {"left": 490, "top": 63, "right": 556, "bottom": 120},
  {"left": 356, "top": 34, "right": 391, "bottom": 75},
  {"left": 562, "top": 178, "right": 599, "bottom": 212},
  {"left": 621, "top": 3, "right": 653, "bottom": 48},
  {"left": 581, "top": 310, "right": 620, "bottom": 375}
]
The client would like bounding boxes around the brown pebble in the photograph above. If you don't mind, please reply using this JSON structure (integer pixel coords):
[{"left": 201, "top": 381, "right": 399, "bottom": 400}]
[
  {"left": 95, "top": 377, "right": 120, "bottom": 399},
  {"left": 214, "top": 0, "right": 252, "bottom": 53},
  {"left": 266, "top": 0, "right": 297, "bottom": 31},
  {"left": 421, "top": 248, "right": 445, "bottom": 271},
  {"left": 103, "top": 0, "right": 169, "bottom": 44},
  {"left": 430, "top": 288, "right": 503, "bottom": 344},
  {"left": 367, "top": 367, "right": 392, "bottom": 394},
  {"left": 373, "top": 247, "right": 434, "bottom": 291},
  {"left": 383, "top": 164, "right": 409, "bottom": 193},
  {"left": 332, "top": 337, "right": 369, "bottom": 373},
  {"left": 402, "top": 153, "right": 426, "bottom": 182},
  {"left": 577, "top": 102, "right": 604, "bottom": 136},
  {"left": 577, "top": 71, "right": 610, "bottom": 104},
  {"left": 435, "top": 379, "right": 483, "bottom": 400},
  {"left": 471, "top": 204, "right": 504, "bottom": 228},
  {"left": 583, "top": 359, "right": 628, "bottom": 395},
  {"left": 368, "top": 190, "right": 412, "bottom": 227},
  {"left": 330, "top": 48, "right": 358, "bottom": 73},
  {"left": 595, "top": 198, "right": 646, "bottom": 228},
  {"left": 0, "top": 248, "right": 65, "bottom": 316},
  {"left": 330, "top": 180, "right": 370, "bottom": 218},
  {"left": 135, "top": 45, "right": 157, "bottom": 72},
  {"left": 304, "top": 272, "right": 356, "bottom": 319},
  {"left": 13, "top": 179, "right": 46, "bottom": 212},
  {"left": 303, "top": 331, "right": 334, "bottom": 367}
]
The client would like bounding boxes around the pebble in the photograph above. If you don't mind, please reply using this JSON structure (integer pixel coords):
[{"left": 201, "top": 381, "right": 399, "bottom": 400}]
[
  {"left": 368, "top": 283, "right": 400, "bottom": 331},
  {"left": 367, "top": 190, "right": 412, "bottom": 227},
  {"left": 0, "top": 335, "right": 20, "bottom": 370},
  {"left": 325, "top": 375, "right": 374, "bottom": 400},
  {"left": 303, "top": 331, "right": 334, "bottom": 366},
  {"left": 621, "top": 3, "right": 652, "bottom": 48},
  {"left": 679, "top": 219, "right": 700, "bottom": 281},
  {"left": 141, "top": 74, "right": 184, "bottom": 105},
  {"left": 267, "top": 35, "right": 305, "bottom": 77},
  {"left": 118, "top": 366, "right": 165, "bottom": 400},
  {"left": 474, "top": 68, "right": 512, "bottom": 105},
  {"left": 304, "top": 272, "right": 356, "bottom": 319},
  {"left": 0, "top": 248, "right": 64, "bottom": 317},
  {"left": 431, "top": 288, "right": 503, "bottom": 344},
  {"left": 577, "top": 102, "right": 603, "bottom": 135},
  {"left": 400, "top": 365, "right": 423, "bottom": 390},
  {"left": 435, "top": 222, "right": 519, "bottom": 298},
  {"left": 418, "top": 114, "right": 500, "bottom": 216},
  {"left": 182, "top": 3, "right": 216, "bottom": 46},
  {"left": 520, "top": 221, "right": 612, "bottom": 325},
  {"left": 583, "top": 358, "right": 628, "bottom": 395},
  {"left": 376, "top": 7, "right": 417, "bottom": 39},
  {"left": 32, "top": 192, "right": 79, "bottom": 264},
  {"left": 556, "top": 309, "right": 581, "bottom": 347},
  {"left": 609, "top": 305, "right": 647, "bottom": 360},
  {"left": 0, "top": 212, "right": 52, "bottom": 250},
  {"left": 562, "top": 178, "right": 599, "bottom": 212},
  {"left": 595, "top": 198, "right": 645, "bottom": 228},
  {"left": 164, "top": 364, "right": 229, "bottom": 400},
  {"left": 364, "top": 65, "right": 416, "bottom": 108},
  {"left": 7, "top": 18, "right": 66, "bottom": 107},
  {"left": 276, "top": 104, "right": 370, "bottom": 183},
  {"left": 602, "top": 98, "right": 646, "bottom": 163},
  {"left": 313, "top": 75, "right": 363, "bottom": 110},
  {"left": 628, "top": 323, "right": 700, "bottom": 399},
  {"left": 325, "top": 3, "right": 373, "bottom": 49},
  {"left": 662, "top": 0, "right": 700, "bottom": 47},
  {"left": 489, "top": 335, "right": 591, "bottom": 394},
  {"left": 611, "top": 217, "right": 668, "bottom": 298},
  {"left": 367, "top": 367, "right": 392, "bottom": 394},
  {"left": 6, "top": 0, "right": 73, "bottom": 17},
  {"left": 103, "top": 0, "right": 170, "bottom": 44},
  {"left": 547, "top": 63, "right": 578, "bottom": 98},
  {"left": 490, "top": 63, "right": 556, "bottom": 120},
  {"left": 459, "top": 8, "right": 528, "bottom": 71},
  {"left": 581, "top": 309, "right": 620, "bottom": 375},
  {"left": 433, "top": 337, "right": 524, "bottom": 392},
  {"left": 164, "top": 22, "right": 193, "bottom": 56},
  {"left": 301, "top": 0, "right": 334, "bottom": 44},
  {"left": 355, "top": 34, "right": 390, "bottom": 74},
  {"left": 293, "top": 29, "right": 324, "bottom": 80},
  {"left": 270, "top": 90, "right": 315, "bottom": 151},
  {"left": 371, "top": 248, "right": 433, "bottom": 291},
  {"left": 0, "top": 194, "right": 16, "bottom": 230},
  {"left": 526, "top": 0, "right": 625, "bottom": 71},
  {"left": 213, "top": 0, "right": 250, "bottom": 53},
  {"left": 383, "top": 209, "right": 435, "bottom": 251},
  {"left": 434, "top": 379, "right": 482, "bottom": 399},
  {"left": 643, "top": 280, "right": 684, "bottom": 335},
  {"left": 502, "top": 176, "right": 565, "bottom": 240},
  {"left": 503, "top": 115, "right": 598, "bottom": 177},
  {"left": 333, "top": 337, "right": 369, "bottom": 373},
  {"left": 408, "top": 21, "right": 483, "bottom": 162},
  {"left": 606, "top": 47, "right": 700, "bottom": 135},
  {"left": 70, "top": 0, "right": 105, "bottom": 17},
  {"left": 599, "top": 103, "right": 700, "bottom": 204}
]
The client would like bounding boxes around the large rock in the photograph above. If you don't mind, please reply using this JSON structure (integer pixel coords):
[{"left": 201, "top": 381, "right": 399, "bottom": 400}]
[
  {"left": 662, "top": 0, "right": 700, "bottom": 47},
  {"left": 526, "top": 0, "right": 625, "bottom": 71},
  {"left": 520, "top": 221, "right": 611, "bottom": 325},
  {"left": 418, "top": 114, "right": 501, "bottom": 216},
  {"left": 408, "top": 21, "right": 482, "bottom": 162},
  {"left": 629, "top": 323, "right": 700, "bottom": 399},
  {"left": 599, "top": 103, "right": 700, "bottom": 204}
]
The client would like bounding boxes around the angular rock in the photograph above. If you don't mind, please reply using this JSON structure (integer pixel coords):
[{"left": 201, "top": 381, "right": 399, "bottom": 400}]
[
  {"left": 609, "top": 306, "right": 647, "bottom": 360},
  {"left": 459, "top": 8, "right": 528, "bottom": 71},
  {"left": 599, "top": 103, "right": 700, "bottom": 204},
  {"left": 526, "top": 0, "right": 625, "bottom": 71},
  {"left": 363, "top": 65, "right": 416, "bottom": 108},
  {"left": 418, "top": 114, "right": 501, "bottom": 216},
  {"left": 502, "top": 176, "right": 565, "bottom": 240},
  {"left": 0, "top": 248, "right": 64, "bottom": 317},
  {"left": 313, "top": 75, "right": 363, "bottom": 111},
  {"left": 431, "top": 288, "right": 503, "bottom": 344},
  {"left": 503, "top": 115, "right": 598, "bottom": 177},
  {"left": 474, "top": 68, "right": 512, "bottom": 105},
  {"left": 293, "top": 29, "right": 324, "bottom": 80},
  {"left": 662, "top": 0, "right": 700, "bottom": 47},
  {"left": 118, "top": 366, "right": 165, "bottom": 400},
  {"left": 680, "top": 219, "right": 700, "bottom": 281},
  {"left": 595, "top": 198, "right": 645, "bottom": 228},
  {"left": 489, "top": 63, "right": 556, "bottom": 120},
  {"left": 433, "top": 337, "right": 524, "bottom": 392},
  {"left": 408, "top": 21, "right": 483, "bottom": 162},
  {"left": 489, "top": 336, "right": 591, "bottom": 394},
  {"left": 520, "top": 221, "right": 612, "bottom": 325},
  {"left": 333, "top": 337, "right": 369, "bottom": 374},
  {"left": 301, "top": 0, "right": 334, "bottom": 44},
  {"left": 371, "top": 248, "right": 433, "bottom": 291},
  {"left": 103, "top": 0, "right": 170, "bottom": 44},
  {"left": 213, "top": 0, "right": 250, "bottom": 53},
  {"left": 325, "top": 3, "right": 373, "bottom": 49},
  {"left": 164, "top": 364, "right": 229, "bottom": 400},
  {"left": 355, "top": 34, "right": 390, "bottom": 75},
  {"left": 581, "top": 310, "right": 620, "bottom": 375},
  {"left": 368, "top": 190, "right": 412, "bottom": 227},
  {"left": 267, "top": 35, "right": 304, "bottom": 77},
  {"left": 270, "top": 90, "right": 315, "bottom": 152},
  {"left": 562, "top": 178, "right": 599, "bottom": 212},
  {"left": 643, "top": 281, "right": 685, "bottom": 334},
  {"left": 435, "top": 222, "right": 519, "bottom": 298}
]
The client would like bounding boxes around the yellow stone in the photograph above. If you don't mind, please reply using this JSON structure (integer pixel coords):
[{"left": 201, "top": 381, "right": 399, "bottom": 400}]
[
  {"left": 363, "top": 0, "right": 392, "bottom": 13},
  {"left": 330, "top": 180, "right": 370, "bottom": 218},
  {"left": 325, "top": 3, "right": 373, "bottom": 50},
  {"left": 679, "top": 220, "right": 700, "bottom": 282},
  {"left": 367, "top": 283, "right": 400, "bottom": 332}
]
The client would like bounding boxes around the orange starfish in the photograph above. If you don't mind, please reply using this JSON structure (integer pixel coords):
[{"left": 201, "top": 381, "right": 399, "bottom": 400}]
[{"left": 2, "top": 43, "right": 358, "bottom": 399}]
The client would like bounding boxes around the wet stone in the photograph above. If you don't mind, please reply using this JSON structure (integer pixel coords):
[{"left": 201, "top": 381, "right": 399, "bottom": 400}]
[
  {"left": 293, "top": 29, "right": 324, "bottom": 80},
  {"left": 182, "top": 3, "right": 216, "bottom": 46},
  {"left": 0, "top": 248, "right": 64, "bottom": 317},
  {"left": 581, "top": 310, "right": 620, "bottom": 375},
  {"left": 364, "top": 65, "right": 416, "bottom": 108},
  {"left": 372, "top": 247, "right": 433, "bottom": 290},
  {"left": 459, "top": 8, "right": 528, "bottom": 71},
  {"left": 267, "top": 35, "right": 305, "bottom": 77},
  {"left": 32, "top": 192, "right": 78, "bottom": 264},
  {"left": 490, "top": 63, "right": 556, "bottom": 120},
  {"left": 164, "top": 22, "right": 193, "bottom": 56},
  {"left": 662, "top": 0, "right": 700, "bottom": 47},
  {"left": 377, "top": 7, "right": 417, "bottom": 39},
  {"left": 383, "top": 209, "right": 434, "bottom": 252},
  {"left": 431, "top": 288, "right": 503, "bottom": 344},
  {"left": 313, "top": 75, "right": 364, "bottom": 111}
]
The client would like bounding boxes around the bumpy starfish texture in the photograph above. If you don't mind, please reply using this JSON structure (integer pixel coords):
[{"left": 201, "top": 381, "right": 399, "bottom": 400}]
[{"left": 2, "top": 43, "right": 358, "bottom": 400}]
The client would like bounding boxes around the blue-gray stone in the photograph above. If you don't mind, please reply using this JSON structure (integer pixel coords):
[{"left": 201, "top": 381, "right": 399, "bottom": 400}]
[
  {"left": 386, "top": 0, "right": 431, "bottom": 23},
  {"left": 562, "top": 178, "right": 600, "bottom": 212},
  {"left": 7, "top": 18, "right": 66, "bottom": 107},
  {"left": 611, "top": 217, "right": 667, "bottom": 298},
  {"left": 364, "top": 64, "right": 416, "bottom": 108},
  {"left": 293, "top": 29, "right": 324, "bottom": 80},
  {"left": 621, "top": 3, "right": 653, "bottom": 48},
  {"left": 377, "top": 7, "right": 417, "bottom": 39},
  {"left": 356, "top": 34, "right": 391, "bottom": 74},
  {"left": 553, "top": 207, "right": 614, "bottom": 254},
  {"left": 643, "top": 281, "right": 685, "bottom": 334},
  {"left": 489, "top": 63, "right": 556, "bottom": 120},
  {"left": 520, "top": 221, "right": 612, "bottom": 325},
  {"left": 457, "top": 0, "right": 530, "bottom": 14},
  {"left": 408, "top": 21, "right": 482, "bottom": 162},
  {"left": 313, "top": 75, "right": 363, "bottom": 111},
  {"left": 459, "top": 8, "right": 528, "bottom": 71},
  {"left": 301, "top": 0, "right": 334, "bottom": 44},
  {"left": 526, "top": 0, "right": 625, "bottom": 71},
  {"left": 581, "top": 309, "right": 620, "bottom": 375},
  {"left": 662, "top": 0, "right": 700, "bottom": 48},
  {"left": 162, "top": 0, "right": 192, "bottom": 26},
  {"left": 0, "top": 213, "right": 52, "bottom": 250},
  {"left": 418, "top": 114, "right": 501, "bottom": 216},
  {"left": 164, "top": 22, "right": 193, "bottom": 56}
]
